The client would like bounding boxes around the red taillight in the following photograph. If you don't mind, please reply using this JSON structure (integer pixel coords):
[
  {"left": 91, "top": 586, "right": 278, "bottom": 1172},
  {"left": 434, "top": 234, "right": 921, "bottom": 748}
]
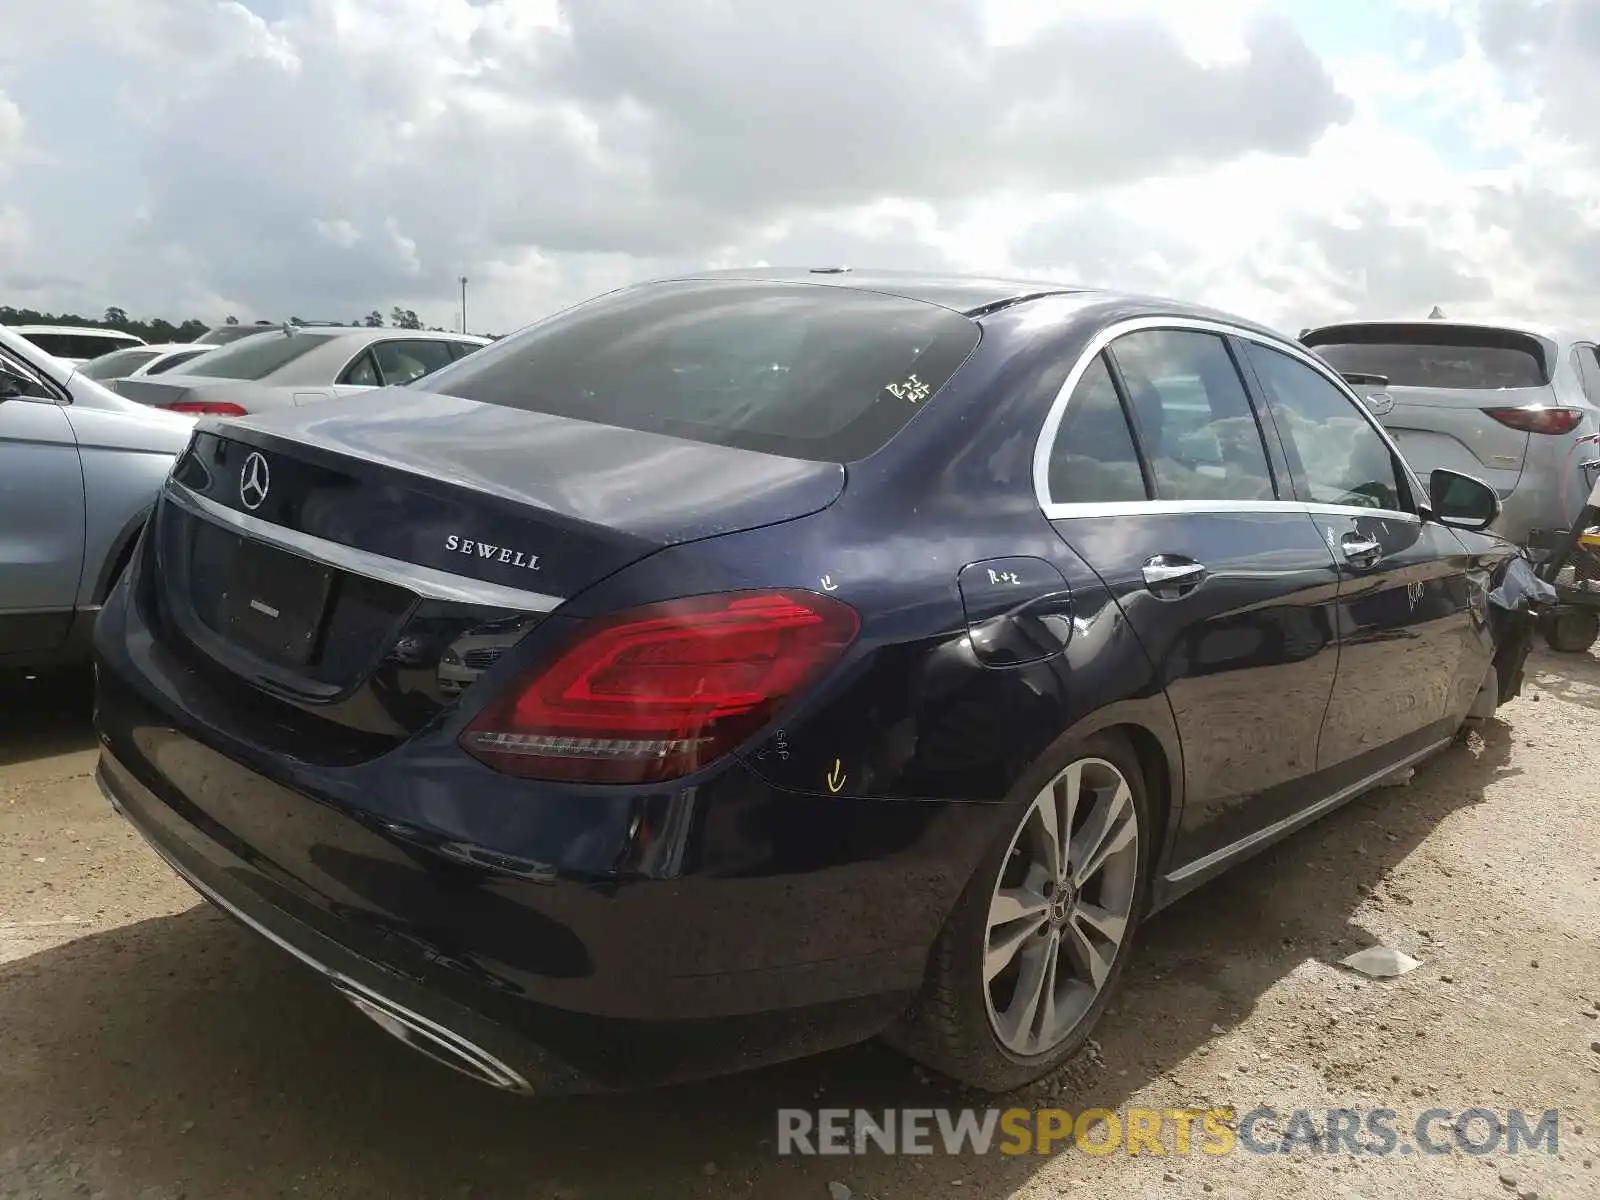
[
  {"left": 459, "top": 589, "right": 859, "bottom": 783},
  {"left": 163, "top": 401, "right": 248, "bottom": 416},
  {"left": 1482, "top": 405, "right": 1584, "bottom": 435}
]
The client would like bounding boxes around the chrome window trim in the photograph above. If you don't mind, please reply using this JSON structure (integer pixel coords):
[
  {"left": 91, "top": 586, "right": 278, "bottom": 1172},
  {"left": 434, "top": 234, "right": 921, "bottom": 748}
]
[
  {"left": 1041, "top": 497, "right": 1417, "bottom": 523},
  {"left": 162, "top": 479, "right": 564, "bottom": 613},
  {"left": 1032, "top": 314, "right": 1426, "bottom": 522}
]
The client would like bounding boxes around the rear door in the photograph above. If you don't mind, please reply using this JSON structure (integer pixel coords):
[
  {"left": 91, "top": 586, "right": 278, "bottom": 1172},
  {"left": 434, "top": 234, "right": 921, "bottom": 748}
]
[
  {"left": 0, "top": 351, "right": 86, "bottom": 655},
  {"left": 1302, "top": 323, "right": 1554, "bottom": 498},
  {"left": 1040, "top": 323, "right": 1343, "bottom": 870},
  {"left": 1242, "top": 340, "right": 1483, "bottom": 776}
]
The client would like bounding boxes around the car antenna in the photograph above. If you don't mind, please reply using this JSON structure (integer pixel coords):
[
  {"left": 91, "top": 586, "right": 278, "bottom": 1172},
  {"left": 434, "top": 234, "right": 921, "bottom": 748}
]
[{"left": 1427, "top": 305, "right": 1446, "bottom": 319}]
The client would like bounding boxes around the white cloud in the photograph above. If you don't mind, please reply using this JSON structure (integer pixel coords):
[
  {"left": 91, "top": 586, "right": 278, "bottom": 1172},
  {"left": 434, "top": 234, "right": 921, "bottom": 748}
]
[
  {"left": 313, "top": 218, "right": 362, "bottom": 249},
  {"left": 0, "top": 205, "right": 29, "bottom": 266},
  {"left": 0, "top": 0, "right": 1596, "bottom": 340},
  {"left": 0, "top": 90, "right": 21, "bottom": 166}
]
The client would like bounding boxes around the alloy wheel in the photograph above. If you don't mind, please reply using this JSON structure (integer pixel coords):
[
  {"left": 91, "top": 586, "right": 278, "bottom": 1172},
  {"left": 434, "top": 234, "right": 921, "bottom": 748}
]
[{"left": 982, "top": 756, "right": 1140, "bottom": 1056}]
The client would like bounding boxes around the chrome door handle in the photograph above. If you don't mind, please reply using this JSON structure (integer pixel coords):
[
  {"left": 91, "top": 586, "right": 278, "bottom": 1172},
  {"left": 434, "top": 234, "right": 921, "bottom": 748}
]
[
  {"left": 1141, "top": 555, "right": 1207, "bottom": 598},
  {"left": 1341, "top": 535, "right": 1382, "bottom": 570}
]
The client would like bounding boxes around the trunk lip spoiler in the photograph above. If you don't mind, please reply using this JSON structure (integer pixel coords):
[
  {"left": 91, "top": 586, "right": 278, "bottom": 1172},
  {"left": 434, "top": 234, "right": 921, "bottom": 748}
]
[{"left": 161, "top": 479, "right": 565, "bottom": 614}]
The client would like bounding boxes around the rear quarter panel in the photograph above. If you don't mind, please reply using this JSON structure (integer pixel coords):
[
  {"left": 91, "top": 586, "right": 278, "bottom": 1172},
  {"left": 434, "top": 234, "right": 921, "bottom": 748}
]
[{"left": 60, "top": 402, "right": 190, "bottom": 606}]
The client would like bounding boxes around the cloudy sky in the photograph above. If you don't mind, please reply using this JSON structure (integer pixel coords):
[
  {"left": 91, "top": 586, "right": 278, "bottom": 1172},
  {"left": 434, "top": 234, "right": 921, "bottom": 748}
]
[{"left": 1, "top": 0, "right": 1598, "bottom": 336}]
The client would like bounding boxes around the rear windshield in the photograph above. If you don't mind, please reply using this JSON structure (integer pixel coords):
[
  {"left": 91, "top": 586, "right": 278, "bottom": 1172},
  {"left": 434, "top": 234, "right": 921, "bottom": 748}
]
[
  {"left": 81, "top": 348, "right": 161, "bottom": 380},
  {"left": 423, "top": 280, "right": 982, "bottom": 461},
  {"left": 19, "top": 332, "right": 141, "bottom": 360},
  {"left": 1304, "top": 324, "right": 1550, "bottom": 389},
  {"left": 195, "top": 325, "right": 270, "bottom": 346},
  {"left": 180, "top": 332, "right": 337, "bottom": 380}
]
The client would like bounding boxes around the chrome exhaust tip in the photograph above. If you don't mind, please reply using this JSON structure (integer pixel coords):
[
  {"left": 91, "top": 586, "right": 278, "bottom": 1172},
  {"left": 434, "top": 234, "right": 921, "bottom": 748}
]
[{"left": 334, "top": 980, "right": 534, "bottom": 1094}]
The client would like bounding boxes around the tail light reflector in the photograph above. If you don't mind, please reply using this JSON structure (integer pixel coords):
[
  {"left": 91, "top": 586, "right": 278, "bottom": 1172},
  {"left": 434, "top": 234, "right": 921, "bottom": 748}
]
[
  {"left": 164, "top": 401, "right": 248, "bottom": 416},
  {"left": 459, "top": 589, "right": 859, "bottom": 783},
  {"left": 1482, "top": 405, "right": 1584, "bottom": 435}
]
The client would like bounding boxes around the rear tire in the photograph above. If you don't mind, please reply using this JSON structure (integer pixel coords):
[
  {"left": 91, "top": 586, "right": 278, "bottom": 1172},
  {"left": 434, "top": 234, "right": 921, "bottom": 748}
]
[
  {"left": 886, "top": 732, "right": 1153, "bottom": 1092},
  {"left": 1542, "top": 608, "right": 1600, "bottom": 654}
]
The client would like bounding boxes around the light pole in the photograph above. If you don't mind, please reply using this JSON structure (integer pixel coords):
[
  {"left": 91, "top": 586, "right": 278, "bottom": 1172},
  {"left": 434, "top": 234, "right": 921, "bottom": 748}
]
[{"left": 459, "top": 276, "right": 469, "bottom": 334}]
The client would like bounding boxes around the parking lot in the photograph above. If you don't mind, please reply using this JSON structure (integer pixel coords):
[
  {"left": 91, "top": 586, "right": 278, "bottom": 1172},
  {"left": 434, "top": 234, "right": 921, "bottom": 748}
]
[{"left": 2, "top": 655, "right": 1598, "bottom": 1200}]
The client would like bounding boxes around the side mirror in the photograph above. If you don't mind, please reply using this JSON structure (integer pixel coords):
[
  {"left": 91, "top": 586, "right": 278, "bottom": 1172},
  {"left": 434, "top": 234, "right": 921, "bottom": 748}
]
[{"left": 1428, "top": 468, "right": 1500, "bottom": 531}]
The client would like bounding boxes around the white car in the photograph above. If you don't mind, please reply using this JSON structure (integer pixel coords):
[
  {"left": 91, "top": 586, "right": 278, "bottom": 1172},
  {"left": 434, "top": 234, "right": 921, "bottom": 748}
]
[
  {"left": 79, "top": 343, "right": 216, "bottom": 384},
  {"left": 116, "top": 325, "right": 491, "bottom": 416},
  {"left": 9, "top": 325, "right": 146, "bottom": 366}
]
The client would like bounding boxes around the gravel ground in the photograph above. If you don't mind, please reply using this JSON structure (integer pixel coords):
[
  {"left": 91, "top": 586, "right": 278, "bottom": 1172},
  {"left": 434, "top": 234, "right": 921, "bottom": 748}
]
[{"left": 2, "top": 653, "right": 1598, "bottom": 1200}]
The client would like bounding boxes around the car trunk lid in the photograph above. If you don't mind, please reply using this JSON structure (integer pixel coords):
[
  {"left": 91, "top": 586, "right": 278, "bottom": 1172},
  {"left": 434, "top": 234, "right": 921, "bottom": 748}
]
[{"left": 138, "top": 389, "right": 845, "bottom": 751}]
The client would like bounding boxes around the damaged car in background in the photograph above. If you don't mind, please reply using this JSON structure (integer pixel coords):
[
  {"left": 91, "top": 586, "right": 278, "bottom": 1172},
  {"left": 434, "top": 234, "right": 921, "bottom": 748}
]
[
  {"left": 1301, "top": 318, "right": 1600, "bottom": 554},
  {"left": 93, "top": 270, "right": 1547, "bottom": 1098}
]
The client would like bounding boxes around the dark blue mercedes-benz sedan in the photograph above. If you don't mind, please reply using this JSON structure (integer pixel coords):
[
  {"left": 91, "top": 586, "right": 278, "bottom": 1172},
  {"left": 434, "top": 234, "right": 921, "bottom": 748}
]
[{"left": 93, "top": 269, "right": 1527, "bottom": 1095}]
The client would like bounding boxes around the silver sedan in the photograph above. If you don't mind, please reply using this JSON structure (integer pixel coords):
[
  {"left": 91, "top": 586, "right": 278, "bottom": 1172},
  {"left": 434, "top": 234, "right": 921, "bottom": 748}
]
[
  {"left": 0, "top": 324, "right": 194, "bottom": 667},
  {"left": 115, "top": 325, "right": 491, "bottom": 417}
]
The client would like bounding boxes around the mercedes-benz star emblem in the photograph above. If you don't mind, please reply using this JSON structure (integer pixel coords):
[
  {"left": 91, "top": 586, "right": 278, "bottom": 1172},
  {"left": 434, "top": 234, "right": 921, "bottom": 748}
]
[{"left": 239, "top": 451, "right": 271, "bottom": 511}]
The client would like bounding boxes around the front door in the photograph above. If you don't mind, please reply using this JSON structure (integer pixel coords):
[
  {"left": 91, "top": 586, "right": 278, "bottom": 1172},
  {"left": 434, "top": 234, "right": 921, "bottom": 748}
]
[
  {"left": 1240, "top": 339, "right": 1480, "bottom": 776},
  {"left": 0, "top": 353, "right": 86, "bottom": 655},
  {"left": 1039, "top": 325, "right": 1343, "bottom": 872}
]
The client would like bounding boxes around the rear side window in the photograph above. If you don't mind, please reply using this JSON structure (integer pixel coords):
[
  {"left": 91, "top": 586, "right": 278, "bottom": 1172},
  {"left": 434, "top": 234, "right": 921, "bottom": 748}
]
[
  {"left": 1304, "top": 324, "right": 1549, "bottom": 389},
  {"left": 1046, "top": 355, "right": 1148, "bottom": 503},
  {"left": 81, "top": 348, "right": 161, "bottom": 380},
  {"left": 1108, "top": 330, "right": 1276, "bottom": 502},
  {"left": 1247, "top": 344, "right": 1407, "bottom": 511},
  {"left": 20, "top": 332, "right": 140, "bottom": 360},
  {"left": 424, "top": 281, "right": 981, "bottom": 462},
  {"left": 181, "top": 332, "right": 337, "bottom": 381},
  {"left": 340, "top": 350, "right": 380, "bottom": 386}
]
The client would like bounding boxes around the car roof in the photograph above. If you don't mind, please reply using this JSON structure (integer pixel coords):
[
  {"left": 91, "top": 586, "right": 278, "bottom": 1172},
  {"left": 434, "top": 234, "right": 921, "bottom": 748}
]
[
  {"left": 654, "top": 268, "right": 1299, "bottom": 343},
  {"left": 10, "top": 324, "right": 145, "bottom": 339},
  {"left": 223, "top": 326, "right": 489, "bottom": 344},
  {"left": 667, "top": 267, "right": 1085, "bottom": 316}
]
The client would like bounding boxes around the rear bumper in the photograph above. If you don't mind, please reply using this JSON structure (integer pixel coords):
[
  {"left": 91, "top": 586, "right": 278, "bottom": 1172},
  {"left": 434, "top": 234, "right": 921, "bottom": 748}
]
[
  {"left": 92, "top": 576, "right": 998, "bottom": 1092},
  {"left": 96, "top": 758, "right": 543, "bottom": 1092}
]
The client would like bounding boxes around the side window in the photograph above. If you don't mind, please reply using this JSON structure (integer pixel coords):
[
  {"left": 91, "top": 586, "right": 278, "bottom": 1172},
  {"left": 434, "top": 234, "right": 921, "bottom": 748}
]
[
  {"left": 339, "top": 350, "right": 380, "bottom": 387},
  {"left": 0, "top": 352, "right": 53, "bottom": 400},
  {"left": 1573, "top": 345, "right": 1600, "bottom": 405},
  {"left": 1246, "top": 343, "right": 1407, "bottom": 511},
  {"left": 1107, "top": 330, "right": 1276, "bottom": 502},
  {"left": 1046, "top": 354, "right": 1149, "bottom": 504},
  {"left": 374, "top": 339, "right": 457, "bottom": 385},
  {"left": 145, "top": 348, "right": 208, "bottom": 376}
]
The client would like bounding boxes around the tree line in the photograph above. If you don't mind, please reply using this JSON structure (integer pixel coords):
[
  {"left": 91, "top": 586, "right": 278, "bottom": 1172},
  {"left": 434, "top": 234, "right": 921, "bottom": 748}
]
[{"left": 1, "top": 304, "right": 460, "bottom": 342}]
